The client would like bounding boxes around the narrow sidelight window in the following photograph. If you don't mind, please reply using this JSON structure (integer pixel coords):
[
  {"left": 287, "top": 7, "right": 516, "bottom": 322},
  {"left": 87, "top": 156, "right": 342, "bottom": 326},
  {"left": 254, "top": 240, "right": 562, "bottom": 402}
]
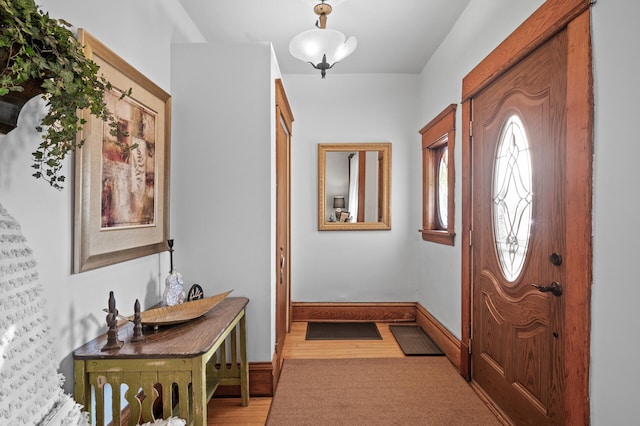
[{"left": 419, "top": 104, "right": 456, "bottom": 245}]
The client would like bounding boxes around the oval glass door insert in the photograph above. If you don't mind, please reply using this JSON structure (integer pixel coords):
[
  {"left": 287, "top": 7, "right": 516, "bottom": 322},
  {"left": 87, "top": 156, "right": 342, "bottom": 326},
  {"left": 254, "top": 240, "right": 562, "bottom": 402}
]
[{"left": 492, "top": 114, "right": 533, "bottom": 282}]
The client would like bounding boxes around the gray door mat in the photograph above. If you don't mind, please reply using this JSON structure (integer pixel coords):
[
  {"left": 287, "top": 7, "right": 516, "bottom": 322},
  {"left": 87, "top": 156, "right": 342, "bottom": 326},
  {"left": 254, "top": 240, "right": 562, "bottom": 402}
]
[
  {"left": 389, "top": 324, "right": 445, "bottom": 356},
  {"left": 306, "top": 322, "right": 382, "bottom": 340}
]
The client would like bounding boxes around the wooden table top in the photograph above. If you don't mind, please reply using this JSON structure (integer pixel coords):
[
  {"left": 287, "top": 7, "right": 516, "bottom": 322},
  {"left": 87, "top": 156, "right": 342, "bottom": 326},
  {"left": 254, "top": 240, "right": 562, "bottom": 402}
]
[{"left": 73, "top": 297, "right": 249, "bottom": 360}]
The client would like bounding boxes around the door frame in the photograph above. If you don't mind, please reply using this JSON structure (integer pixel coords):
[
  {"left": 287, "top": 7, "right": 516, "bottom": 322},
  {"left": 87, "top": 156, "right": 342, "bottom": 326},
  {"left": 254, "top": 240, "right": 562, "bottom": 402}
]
[
  {"left": 460, "top": 0, "right": 593, "bottom": 423},
  {"left": 274, "top": 78, "right": 294, "bottom": 386}
]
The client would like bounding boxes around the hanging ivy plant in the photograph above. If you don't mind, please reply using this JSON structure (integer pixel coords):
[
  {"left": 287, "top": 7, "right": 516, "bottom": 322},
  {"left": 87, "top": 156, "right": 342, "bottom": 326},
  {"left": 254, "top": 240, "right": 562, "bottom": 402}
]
[{"left": 0, "top": 0, "right": 130, "bottom": 189}]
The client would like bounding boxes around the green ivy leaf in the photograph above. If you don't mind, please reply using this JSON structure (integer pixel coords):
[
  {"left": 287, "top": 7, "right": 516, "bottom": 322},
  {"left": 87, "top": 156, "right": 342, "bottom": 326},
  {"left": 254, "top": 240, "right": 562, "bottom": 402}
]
[{"left": 1, "top": 0, "right": 134, "bottom": 189}]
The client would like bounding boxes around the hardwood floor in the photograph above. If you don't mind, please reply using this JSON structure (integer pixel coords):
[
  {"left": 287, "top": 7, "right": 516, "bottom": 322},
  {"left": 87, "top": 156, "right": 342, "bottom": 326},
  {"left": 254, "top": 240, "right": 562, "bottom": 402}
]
[{"left": 207, "top": 321, "right": 406, "bottom": 425}]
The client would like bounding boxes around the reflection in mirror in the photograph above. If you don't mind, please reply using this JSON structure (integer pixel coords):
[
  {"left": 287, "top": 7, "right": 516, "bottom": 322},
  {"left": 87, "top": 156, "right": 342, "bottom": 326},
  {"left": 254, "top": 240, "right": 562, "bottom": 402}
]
[{"left": 318, "top": 143, "right": 391, "bottom": 231}]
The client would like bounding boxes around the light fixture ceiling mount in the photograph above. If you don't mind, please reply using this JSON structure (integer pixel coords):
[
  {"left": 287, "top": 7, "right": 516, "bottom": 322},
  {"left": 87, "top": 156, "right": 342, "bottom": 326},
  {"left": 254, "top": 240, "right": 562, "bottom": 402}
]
[
  {"left": 313, "top": 2, "right": 332, "bottom": 28},
  {"left": 289, "top": 0, "right": 357, "bottom": 78}
]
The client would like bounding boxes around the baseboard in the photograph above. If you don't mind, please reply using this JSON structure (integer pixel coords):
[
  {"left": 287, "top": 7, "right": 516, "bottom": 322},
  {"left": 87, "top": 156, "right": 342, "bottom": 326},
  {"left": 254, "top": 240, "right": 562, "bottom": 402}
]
[
  {"left": 213, "top": 362, "right": 274, "bottom": 397},
  {"left": 291, "top": 301, "right": 417, "bottom": 322},
  {"left": 414, "top": 303, "right": 462, "bottom": 372}
]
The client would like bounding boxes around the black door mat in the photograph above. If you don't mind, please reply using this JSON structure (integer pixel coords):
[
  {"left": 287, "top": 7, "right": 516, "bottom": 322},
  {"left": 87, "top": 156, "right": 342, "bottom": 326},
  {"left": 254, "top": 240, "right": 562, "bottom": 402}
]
[
  {"left": 389, "top": 324, "right": 445, "bottom": 356},
  {"left": 306, "top": 322, "right": 382, "bottom": 340}
]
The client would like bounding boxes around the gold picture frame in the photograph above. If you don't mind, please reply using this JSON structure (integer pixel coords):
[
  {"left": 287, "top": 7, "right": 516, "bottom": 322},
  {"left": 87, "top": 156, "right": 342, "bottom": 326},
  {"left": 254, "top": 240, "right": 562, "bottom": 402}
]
[
  {"left": 73, "top": 29, "right": 171, "bottom": 273},
  {"left": 318, "top": 143, "right": 391, "bottom": 231}
]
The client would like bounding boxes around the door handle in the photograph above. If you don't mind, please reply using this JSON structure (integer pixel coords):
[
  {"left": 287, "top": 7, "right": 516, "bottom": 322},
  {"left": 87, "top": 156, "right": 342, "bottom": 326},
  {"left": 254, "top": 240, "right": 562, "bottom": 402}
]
[
  {"left": 531, "top": 281, "right": 563, "bottom": 297},
  {"left": 279, "top": 255, "right": 285, "bottom": 284}
]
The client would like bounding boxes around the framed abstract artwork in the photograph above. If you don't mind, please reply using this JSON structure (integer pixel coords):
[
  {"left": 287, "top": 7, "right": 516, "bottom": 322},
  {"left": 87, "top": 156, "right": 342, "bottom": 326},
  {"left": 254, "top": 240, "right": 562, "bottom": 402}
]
[{"left": 73, "top": 29, "right": 171, "bottom": 273}]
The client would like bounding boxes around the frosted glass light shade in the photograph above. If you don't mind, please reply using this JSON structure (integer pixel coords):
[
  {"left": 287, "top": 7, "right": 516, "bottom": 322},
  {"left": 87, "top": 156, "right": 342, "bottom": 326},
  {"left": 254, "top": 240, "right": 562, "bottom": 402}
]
[{"left": 289, "top": 28, "right": 357, "bottom": 66}]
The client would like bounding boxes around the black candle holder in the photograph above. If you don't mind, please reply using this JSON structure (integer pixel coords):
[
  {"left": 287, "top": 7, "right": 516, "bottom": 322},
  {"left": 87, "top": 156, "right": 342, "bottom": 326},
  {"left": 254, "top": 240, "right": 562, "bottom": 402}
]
[{"left": 102, "top": 291, "right": 124, "bottom": 351}]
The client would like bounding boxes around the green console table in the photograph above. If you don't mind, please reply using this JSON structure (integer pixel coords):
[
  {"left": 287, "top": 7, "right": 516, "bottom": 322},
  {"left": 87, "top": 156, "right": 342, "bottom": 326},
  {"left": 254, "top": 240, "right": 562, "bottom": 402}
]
[{"left": 73, "top": 297, "right": 249, "bottom": 426}]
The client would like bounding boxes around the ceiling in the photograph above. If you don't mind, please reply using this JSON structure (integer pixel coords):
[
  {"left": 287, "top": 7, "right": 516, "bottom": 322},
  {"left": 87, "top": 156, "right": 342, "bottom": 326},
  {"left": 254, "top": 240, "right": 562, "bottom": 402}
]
[{"left": 178, "top": 0, "right": 471, "bottom": 75}]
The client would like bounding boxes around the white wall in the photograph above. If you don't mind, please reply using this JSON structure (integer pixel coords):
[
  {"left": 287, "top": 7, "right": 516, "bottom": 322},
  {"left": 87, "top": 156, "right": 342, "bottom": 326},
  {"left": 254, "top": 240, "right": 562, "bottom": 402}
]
[
  {"left": 283, "top": 1, "right": 544, "bottom": 329},
  {"left": 591, "top": 1, "right": 640, "bottom": 422},
  {"left": 283, "top": 74, "right": 419, "bottom": 302},
  {"left": 2, "top": 0, "right": 638, "bottom": 422},
  {"left": 0, "top": 0, "right": 202, "bottom": 394},
  {"left": 413, "top": 0, "right": 544, "bottom": 339},
  {"left": 286, "top": 1, "right": 640, "bottom": 423},
  {"left": 412, "top": 0, "right": 640, "bottom": 423},
  {"left": 170, "top": 42, "right": 277, "bottom": 361}
]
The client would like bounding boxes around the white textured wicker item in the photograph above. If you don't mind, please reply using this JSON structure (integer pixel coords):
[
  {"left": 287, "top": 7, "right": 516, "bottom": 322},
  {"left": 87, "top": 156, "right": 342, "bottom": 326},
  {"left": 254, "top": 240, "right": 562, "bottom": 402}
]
[{"left": 132, "top": 290, "right": 232, "bottom": 326}]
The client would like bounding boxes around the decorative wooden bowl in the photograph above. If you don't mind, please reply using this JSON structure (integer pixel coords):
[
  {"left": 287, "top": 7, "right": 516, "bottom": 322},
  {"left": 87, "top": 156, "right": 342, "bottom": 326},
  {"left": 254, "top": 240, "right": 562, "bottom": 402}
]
[{"left": 132, "top": 290, "right": 232, "bottom": 326}]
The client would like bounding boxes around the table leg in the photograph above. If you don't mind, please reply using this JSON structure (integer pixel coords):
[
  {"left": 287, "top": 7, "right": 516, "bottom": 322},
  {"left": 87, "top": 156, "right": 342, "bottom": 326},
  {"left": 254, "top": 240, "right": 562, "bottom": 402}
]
[
  {"left": 73, "top": 361, "right": 90, "bottom": 421},
  {"left": 191, "top": 358, "right": 207, "bottom": 426},
  {"left": 239, "top": 313, "right": 249, "bottom": 407}
]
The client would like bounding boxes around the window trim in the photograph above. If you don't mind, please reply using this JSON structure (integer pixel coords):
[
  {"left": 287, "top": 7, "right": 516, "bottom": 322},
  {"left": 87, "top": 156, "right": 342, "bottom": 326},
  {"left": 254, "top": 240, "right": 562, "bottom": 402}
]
[{"left": 419, "top": 104, "right": 456, "bottom": 245}]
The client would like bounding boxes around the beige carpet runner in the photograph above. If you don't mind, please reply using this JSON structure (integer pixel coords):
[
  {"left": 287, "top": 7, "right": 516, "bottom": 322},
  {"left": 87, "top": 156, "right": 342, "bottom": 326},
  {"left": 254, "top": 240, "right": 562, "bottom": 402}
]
[{"left": 266, "top": 357, "right": 501, "bottom": 425}]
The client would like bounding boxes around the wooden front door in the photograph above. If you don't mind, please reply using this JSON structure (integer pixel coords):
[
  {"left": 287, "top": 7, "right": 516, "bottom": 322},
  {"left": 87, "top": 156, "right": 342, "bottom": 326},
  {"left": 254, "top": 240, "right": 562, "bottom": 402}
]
[
  {"left": 274, "top": 79, "right": 293, "bottom": 386},
  {"left": 462, "top": 1, "right": 593, "bottom": 423},
  {"left": 470, "top": 29, "right": 568, "bottom": 424}
]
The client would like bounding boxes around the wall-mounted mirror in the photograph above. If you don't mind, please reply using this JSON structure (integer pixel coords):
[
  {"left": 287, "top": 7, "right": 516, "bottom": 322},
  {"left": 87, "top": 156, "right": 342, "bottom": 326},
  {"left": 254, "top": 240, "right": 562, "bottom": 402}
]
[{"left": 318, "top": 143, "right": 391, "bottom": 231}]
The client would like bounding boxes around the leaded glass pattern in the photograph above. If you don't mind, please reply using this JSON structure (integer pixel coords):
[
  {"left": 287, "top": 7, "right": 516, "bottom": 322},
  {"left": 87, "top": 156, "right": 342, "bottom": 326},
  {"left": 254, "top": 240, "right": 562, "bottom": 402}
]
[{"left": 492, "top": 115, "right": 532, "bottom": 282}]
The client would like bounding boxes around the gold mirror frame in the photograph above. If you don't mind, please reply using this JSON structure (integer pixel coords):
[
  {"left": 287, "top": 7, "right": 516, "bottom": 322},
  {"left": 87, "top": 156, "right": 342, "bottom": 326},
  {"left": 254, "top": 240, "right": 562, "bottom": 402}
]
[{"left": 318, "top": 143, "right": 391, "bottom": 231}]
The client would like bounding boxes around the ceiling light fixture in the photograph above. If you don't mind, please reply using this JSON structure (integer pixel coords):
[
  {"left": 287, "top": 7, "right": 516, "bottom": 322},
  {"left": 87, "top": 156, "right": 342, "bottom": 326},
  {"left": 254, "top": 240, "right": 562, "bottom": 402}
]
[{"left": 289, "top": 1, "right": 357, "bottom": 78}]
